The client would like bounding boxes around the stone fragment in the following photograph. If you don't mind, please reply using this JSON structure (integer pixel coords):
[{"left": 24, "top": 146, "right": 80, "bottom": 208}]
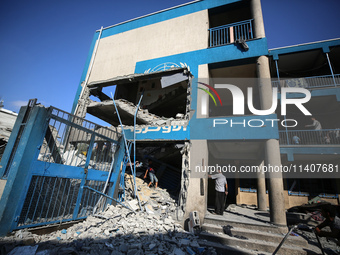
[
  {"left": 171, "top": 248, "right": 186, "bottom": 255},
  {"left": 118, "top": 243, "right": 128, "bottom": 253}
]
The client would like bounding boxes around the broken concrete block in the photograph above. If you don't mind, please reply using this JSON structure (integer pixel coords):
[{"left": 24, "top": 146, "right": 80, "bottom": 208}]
[
  {"left": 171, "top": 248, "right": 186, "bottom": 255},
  {"left": 118, "top": 243, "right": 128, "bottom": 253},
  {"left": 7, "top": 245, "right": 38, "bottom": 255},
  {"left": 145, "top": 205, "right": 155, "bottom": 215},
  {"left": 129, "top": 243, "right": 142, "bottom": 250},
  {"left": 127, "top": 199, "right": 139, "bottom": 211},
  {"left": 110, "top": 251, "right": 124, "bottom": 255},
  {"left": 180, "top": 238, "right": 190, "bottom": 246},
  {"left": 21, "top": 237, "right": 35, "bottom": 245},
  {"left": 127, "top": 249, "right": 139, "bottom": 255},
  {"left": 164, "top": 218, "right": 173, "bottom": 225}
]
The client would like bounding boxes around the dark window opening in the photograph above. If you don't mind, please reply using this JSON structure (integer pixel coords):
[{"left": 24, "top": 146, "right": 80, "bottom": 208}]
[{"left": 127, "top": 141, "right": 184, "bottom": 198}]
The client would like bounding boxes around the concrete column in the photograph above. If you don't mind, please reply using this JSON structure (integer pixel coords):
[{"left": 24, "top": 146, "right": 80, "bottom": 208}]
[
  {"left": 257, "top": 56, "right": 273, "bottom": 110},
  {"left": 265, "top": 139, "right": 286, "bottom": 226},
  {"left": 251, "top": 0, "right": 266, "bottom": 39},
  {"left": 256, "top": 161, "right": 267, "bottom": 211},
  {"left": 197, "top": 64, "right": 210, "bottom": 118},
  {"left": 184, "top": 140, "right": 208, "bottom": 226},
  {"left": 256, "top": 55, "right": 287, "bottom": 226},
  {"left": 0, "top": 180, "right": 6, "bottom": 200}
]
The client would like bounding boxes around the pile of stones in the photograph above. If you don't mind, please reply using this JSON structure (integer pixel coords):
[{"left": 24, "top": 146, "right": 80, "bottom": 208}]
[{"left": 0, "top": 176, "right": 217, "bottom": 255}]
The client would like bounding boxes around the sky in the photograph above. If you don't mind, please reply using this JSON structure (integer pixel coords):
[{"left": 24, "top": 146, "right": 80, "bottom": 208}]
[{"left": 0, "top": 0, "right": 339, "bottom": 123}]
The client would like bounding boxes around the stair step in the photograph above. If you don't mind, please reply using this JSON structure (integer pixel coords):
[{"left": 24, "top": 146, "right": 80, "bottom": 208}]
[
  {"left": 197, "top": 239, "right": 265, "bottom": 255},
  {"left": 202, "top": 223, "right": 308, "bottom": 248},
  {"left": 204, "top": 214, "right": 287, "bottom": 234},
  {"left": 199, "top": 231, "right": 307, "bottom": 255}
]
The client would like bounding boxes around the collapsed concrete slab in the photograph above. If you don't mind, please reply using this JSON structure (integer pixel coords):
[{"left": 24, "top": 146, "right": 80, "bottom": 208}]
[{"left": 87, "top": 99, "right": 167, "bottom": 126}]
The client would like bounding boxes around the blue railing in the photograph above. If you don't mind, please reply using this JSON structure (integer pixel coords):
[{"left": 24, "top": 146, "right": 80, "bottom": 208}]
[
  {"left": 272, "top": 74, "right": 340, "bottom": 89},
  {"left": 209, "top": 19, "right": 254, "bottom": 47},
  {"left": 279, "top": 129, "right": 340, "bottom": 145}
]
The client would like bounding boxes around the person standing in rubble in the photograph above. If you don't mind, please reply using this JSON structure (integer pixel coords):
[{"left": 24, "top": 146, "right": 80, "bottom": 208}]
[
  {"left": 144, "top": 159, "right": 158, "bottom": 189},
  {"left": 208, "top": 170, "right": 228, "bottom": 215}
]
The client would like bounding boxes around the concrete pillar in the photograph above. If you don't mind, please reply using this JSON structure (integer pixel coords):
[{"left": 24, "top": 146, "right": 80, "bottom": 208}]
[
  {"left": 257, "top": 56, "right": 273, "bottom": 110},
  {"left": 184, "top": 140, "right": 208, "bottom": 225},
  {"left": 197, "top": 64, "right": 210, "bottom": 118},
  {"left": 265, "top": 139, "right": 286, "bottom": 226},
  {"left": 256, "top": 55, "right": 287, "bottom": 226},
  {"left": 256, "top": 161, "right": 267, "bottom": 211},
  {"left": 251, "top": 0, "right": 266, "bottom": 39},
  {"left": 0, "top": 180, "right": 6, "bottom": 200}
]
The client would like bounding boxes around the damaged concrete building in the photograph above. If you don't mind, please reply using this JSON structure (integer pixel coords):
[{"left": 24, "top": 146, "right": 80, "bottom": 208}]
[
  {"left": 70, "top": 0, "right": 340, "bottom": 226},
  {"left": 1, "top": 0, "right": 340, "bottom": 253}
]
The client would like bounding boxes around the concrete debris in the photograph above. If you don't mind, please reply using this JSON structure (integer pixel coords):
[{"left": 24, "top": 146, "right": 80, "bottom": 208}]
[
  {"left": 111, "top": 98, "right": 188, "bottom": 130},
  {"left": 0, "top": 175, "right": 217, "bottom": 255},
  {"left": 292, "top": 225, "right": 340, "bottom": 254},
  {"left": 0, "top": 107, "right": 17, "bottom": 143}
]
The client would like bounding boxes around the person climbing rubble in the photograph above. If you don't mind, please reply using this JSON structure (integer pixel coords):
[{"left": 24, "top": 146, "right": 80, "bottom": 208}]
[
  {"left": 144, "top": 159, "right": 158, "bottom": 189},
  {"left": 315, "top": 204, "right": 340, "bottom": 245}
]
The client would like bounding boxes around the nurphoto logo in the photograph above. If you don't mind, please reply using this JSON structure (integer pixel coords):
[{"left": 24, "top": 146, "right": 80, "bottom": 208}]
[{"left": 198, "top": 79, "right": 312, "bottom": 128}]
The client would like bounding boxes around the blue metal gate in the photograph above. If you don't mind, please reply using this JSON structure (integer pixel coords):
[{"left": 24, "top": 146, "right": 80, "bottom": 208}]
[{"left": 0, "top": 103, "right": 126, "bottom": 235}]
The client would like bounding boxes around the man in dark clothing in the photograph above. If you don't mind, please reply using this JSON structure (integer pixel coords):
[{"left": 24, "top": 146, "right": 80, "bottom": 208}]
[{"left": 315, "top": 204, "right": 340, "bottom": 245}]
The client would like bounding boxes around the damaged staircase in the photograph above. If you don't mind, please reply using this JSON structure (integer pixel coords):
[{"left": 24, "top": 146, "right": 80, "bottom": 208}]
[{"left": 199, "top": 212, "right": 309, "bottom": 255}]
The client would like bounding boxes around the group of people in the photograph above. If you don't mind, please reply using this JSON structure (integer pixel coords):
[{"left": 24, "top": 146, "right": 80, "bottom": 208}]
[
  {"left": 292, "top": 117, "right": 340, "bottom": 145},
  {"left": 130, "top": 158, "right": 159, "bottom": 189}
]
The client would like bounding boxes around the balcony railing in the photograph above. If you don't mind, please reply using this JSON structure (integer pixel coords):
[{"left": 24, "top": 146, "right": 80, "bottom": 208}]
[
  {"left": 209, "top": 19, "right": 254, "bottom": 47},
  {"left": 272, "top": 74, "right": 340, "bottom": 90},
  {"left": 279, "top": 129, "right": 340, "bottom": 145}
]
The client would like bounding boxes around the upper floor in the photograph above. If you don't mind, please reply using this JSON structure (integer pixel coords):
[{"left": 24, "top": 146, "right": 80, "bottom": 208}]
[
  {"left": 85, "top": 0, "right": 263, "bottom": 83},
  {"left": 72, "top": 0, "right": 269, "bottom": 113},
  {"left": 267, "top": 39, "right": 340, "bottom": 155},
  {"left": 269, "top": 38, "right": 340, "bottom": 91}
]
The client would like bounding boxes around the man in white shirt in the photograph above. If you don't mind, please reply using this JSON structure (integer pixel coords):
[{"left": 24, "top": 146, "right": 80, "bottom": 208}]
[
  {"left": 305, "top": 117, "right": 322, "bottom": 130},
  {"left": 208, "top": 171, "right": 228, "bottom": 215},
  {"left": 305, "top": 117, "right": 323, "bottom": 143}
]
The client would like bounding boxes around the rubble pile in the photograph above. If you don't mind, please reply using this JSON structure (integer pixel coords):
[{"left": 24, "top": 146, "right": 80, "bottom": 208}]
[
  {"left": 124, "top": 174, "right": 178, "bottom": 219},
  {"left": 293, "top": 226, "right": 340, "bottom": 254},
  {"left": 0, "top": 176, "right": 217, "bottom": 255}
]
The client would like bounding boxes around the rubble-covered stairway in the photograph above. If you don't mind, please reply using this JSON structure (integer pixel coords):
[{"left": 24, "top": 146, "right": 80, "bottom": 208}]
[{"left": 199, "top": 206, "right": 310, "bottom": 255}]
